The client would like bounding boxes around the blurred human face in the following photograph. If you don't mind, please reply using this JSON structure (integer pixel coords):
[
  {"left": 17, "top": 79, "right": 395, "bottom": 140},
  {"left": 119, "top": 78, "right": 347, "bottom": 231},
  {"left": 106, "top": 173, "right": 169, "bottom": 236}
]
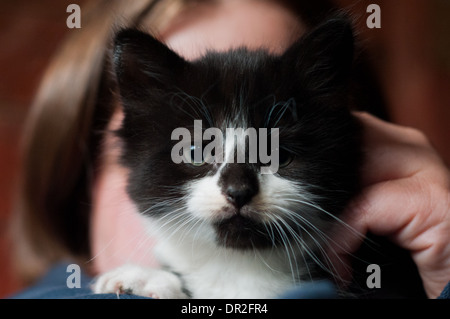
[{"left": 162, "top": 0, "right": 304, "bottom": 59}]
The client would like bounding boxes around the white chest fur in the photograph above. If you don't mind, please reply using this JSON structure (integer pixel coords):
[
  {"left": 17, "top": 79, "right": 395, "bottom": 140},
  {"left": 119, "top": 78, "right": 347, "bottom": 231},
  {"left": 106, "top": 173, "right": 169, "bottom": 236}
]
[{"left": 154, "top": 236, "right": 300, "bottom": 298}]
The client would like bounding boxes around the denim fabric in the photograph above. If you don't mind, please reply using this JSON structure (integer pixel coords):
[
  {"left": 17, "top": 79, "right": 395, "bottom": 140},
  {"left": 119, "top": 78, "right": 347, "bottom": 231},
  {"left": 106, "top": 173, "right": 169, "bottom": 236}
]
[
  {"left": 11, "top": 262, "right": 148, "bottom": 299},
  {"left": 438, "top": 281, "right": 450, "bottom": 299},
  {"left": 10, "top": 262, "right": 449, "bottom": 299}
]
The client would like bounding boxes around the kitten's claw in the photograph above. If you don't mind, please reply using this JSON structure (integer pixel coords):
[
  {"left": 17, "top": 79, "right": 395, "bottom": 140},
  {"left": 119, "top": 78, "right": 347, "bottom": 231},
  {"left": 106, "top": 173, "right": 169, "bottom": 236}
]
[{"left": 92, "top": 264, "right": 188, "bottom": 299}]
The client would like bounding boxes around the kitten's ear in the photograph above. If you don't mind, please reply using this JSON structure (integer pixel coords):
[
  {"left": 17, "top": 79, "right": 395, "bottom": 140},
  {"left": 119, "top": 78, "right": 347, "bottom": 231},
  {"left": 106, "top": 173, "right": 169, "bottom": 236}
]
[
  {"left": 284, "top": 17, "right": 354, "bottom": 94},
  {"left": 113, "top": 29, "right": 186, "bottom": 100}
]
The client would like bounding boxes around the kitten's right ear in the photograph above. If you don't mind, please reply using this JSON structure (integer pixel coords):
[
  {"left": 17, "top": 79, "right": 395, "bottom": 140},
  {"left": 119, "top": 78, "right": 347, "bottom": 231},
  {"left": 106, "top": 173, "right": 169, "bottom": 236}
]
[{"left": 113, "top": 29, "right": 187, "bottom": 100}]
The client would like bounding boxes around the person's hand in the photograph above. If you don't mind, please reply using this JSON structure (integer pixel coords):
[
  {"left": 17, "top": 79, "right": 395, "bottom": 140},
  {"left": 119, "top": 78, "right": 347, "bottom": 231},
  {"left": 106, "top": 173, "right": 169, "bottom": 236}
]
[{"left": 331, "top": 112, "right": 450, "bottom": 298}]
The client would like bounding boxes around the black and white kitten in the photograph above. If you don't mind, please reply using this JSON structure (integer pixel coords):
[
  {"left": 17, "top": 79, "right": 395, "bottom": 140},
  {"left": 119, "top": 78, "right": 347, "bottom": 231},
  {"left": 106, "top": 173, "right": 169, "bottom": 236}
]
[{"left": 93, "top": 17, "right": 362, "bottom": 298}]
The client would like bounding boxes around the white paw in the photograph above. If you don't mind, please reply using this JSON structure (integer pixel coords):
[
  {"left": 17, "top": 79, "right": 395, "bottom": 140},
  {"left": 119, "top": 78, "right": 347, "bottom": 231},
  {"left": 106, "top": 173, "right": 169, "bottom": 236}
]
[{"left": 92, "top": 264, "right": 188, "bottom": 299}]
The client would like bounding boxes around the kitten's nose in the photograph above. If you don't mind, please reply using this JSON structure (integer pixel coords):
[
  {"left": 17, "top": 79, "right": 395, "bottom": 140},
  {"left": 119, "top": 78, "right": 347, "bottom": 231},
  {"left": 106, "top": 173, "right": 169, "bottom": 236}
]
[
  {"left": 220, "top": 165, "right": 259, "bottom": 209},
  {"left": 225, "top": 185, "right": 257, "bottom": 209}
]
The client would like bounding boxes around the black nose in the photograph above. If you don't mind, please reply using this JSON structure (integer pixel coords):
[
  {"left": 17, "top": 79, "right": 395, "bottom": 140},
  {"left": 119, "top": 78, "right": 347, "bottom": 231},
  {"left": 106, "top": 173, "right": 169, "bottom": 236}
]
[
  {"left": 225, "top": 185, "right": 257, "bottom": 208},
  {"left": 220, "top": 165, "right": 259, "bottom": 209}
]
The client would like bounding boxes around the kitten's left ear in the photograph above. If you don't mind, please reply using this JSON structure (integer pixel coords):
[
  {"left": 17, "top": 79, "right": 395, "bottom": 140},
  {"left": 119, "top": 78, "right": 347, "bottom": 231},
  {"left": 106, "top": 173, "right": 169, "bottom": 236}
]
[
  {"left": 113, "top": 29, "right": 187, "bottom": 101},
  {"left": 283, "top": 16, "right": 354, "bottom": 94}
]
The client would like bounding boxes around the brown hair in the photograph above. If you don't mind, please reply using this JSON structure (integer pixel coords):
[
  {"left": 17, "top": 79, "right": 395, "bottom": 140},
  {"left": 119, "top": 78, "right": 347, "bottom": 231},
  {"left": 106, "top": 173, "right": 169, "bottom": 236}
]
[
  {"left": 13, "top": 0, "right": 356, "bottom": 283},
  {"left": 12, "top": 0, "right": 190, "bottom": 282}
]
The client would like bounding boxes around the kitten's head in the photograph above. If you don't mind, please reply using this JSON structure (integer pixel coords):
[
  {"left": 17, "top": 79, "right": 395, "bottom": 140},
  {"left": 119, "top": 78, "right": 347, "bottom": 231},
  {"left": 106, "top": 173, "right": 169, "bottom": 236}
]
[{"left": 113, "top": 18, "right": 361, "bottom": 257}]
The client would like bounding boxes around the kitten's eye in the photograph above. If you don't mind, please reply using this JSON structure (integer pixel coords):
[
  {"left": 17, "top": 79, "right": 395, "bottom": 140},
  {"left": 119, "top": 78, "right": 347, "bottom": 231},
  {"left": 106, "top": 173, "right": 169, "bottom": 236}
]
[
  {"left": 183, "top": 145, "right": 208, "bottom": 166},
  {"left": 279, "top": 149, "right": 294, "bottom": 168}
]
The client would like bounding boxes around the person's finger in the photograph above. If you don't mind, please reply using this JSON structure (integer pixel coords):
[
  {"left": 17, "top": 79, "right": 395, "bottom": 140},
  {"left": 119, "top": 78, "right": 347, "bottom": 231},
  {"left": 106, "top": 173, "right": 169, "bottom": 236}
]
[
  {"left": 353, "top": 112, "right": 441, "bottom": 186},
  {"left": 329, "top": 112, "right": 450, "bottom": 297}
]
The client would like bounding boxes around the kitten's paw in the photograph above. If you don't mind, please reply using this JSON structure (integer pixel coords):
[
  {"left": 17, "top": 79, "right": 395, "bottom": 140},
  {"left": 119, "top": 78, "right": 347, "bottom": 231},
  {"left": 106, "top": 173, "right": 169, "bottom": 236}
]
[{"left": 92, "top": 264, "right": 188, "bottom": 299}]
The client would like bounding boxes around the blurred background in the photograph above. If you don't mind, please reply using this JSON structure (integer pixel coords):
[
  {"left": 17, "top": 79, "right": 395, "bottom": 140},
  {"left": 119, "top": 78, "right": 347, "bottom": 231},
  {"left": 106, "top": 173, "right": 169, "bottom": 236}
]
[{"left": 0, "top": 0, "right": 449, "bottom": 298}]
